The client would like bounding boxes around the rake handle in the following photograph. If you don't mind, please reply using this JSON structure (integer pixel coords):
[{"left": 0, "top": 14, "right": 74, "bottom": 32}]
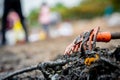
[{"left": 97, "top": 32, "right": 120, "bottom": 42}]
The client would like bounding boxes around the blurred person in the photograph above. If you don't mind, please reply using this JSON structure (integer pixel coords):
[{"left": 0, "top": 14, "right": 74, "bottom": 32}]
[
  {"left": 49, "top": 11, "right": 61, "bottom": 38},
  {"left": 1, "top": 0, "right": 28, "bottom": 45},
  {"left": 57, "top": 20, "right": 73, "bottom": 36},
  {"left": 104, "top": 5, "right": 113, "bottom": 18},
  {"left": 50, "top": 11, "right": 61, "bottom": 26},
  {"left": 38, "top": 2, "right": 50, "bottom": 38},
  {"left": 6, "top": 11, "right": 26, "bottom": 45}
]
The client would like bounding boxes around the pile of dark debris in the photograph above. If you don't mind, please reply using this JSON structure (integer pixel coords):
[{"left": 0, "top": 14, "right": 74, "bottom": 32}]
[{"left": 1, "top": 27, "right": 120, "bottom": 80}]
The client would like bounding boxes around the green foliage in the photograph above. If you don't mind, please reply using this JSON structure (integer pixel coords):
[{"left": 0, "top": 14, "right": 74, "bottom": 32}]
[
  {"left": 51, "top": 0, "right": 112, "bottom": 20},
  {"left": 27, "top": 8, "right": 39, "bottom": 27},
  {"left": 51, "top": 3, "right": 67, "bottom": 11},
  {"left": 27, "top": 0, "right": 120, "bottom": 26},
  {"left": 111, "top": 0, "right": 120, "bottom": 11}
]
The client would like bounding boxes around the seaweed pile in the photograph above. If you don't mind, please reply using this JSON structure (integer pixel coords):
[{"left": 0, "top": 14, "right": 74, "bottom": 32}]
[
  {"left": 2, "top": 27, "right": 120, "bottom": 80},
  {"left": 2, "top": 46, "right": 120, "bottom": 80}
]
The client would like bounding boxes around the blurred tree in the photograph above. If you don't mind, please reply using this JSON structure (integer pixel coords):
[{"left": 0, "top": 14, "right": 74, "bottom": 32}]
[
  {"left": 51, "top": 2, "right": 68, "bottom": 20},
  {"left": 111, "top": 0, "right": 120, "bottom": 11},
  {"left": 52, "top": 0, "right": 112, "bottom": 20},
  {"left": 28, "top": 0, "right": 120, "bottom": 26},
  {"left": 51, "top": 3, "right": 67, "bottom": 11},
  {"left": 27, "top": 8, "right": 39, "bottom": 27}
]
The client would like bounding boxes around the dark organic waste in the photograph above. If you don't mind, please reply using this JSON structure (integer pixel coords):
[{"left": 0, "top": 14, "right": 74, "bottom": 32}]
[
  {"left": 2, "top": 27, "right": 120, "bottom": 80},
  {"left": 2, "top": 46, "right": 120, "bottom": 80}
]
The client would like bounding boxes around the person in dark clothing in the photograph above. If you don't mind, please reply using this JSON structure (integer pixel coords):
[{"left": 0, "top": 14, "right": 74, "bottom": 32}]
[{"left": 1, "top": 0, "right": 28, "bottom": 45}]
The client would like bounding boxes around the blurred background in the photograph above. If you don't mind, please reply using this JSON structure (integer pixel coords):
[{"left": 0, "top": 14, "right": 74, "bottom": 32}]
[{"left": 0, "top": 0, "right": 120, "bottom": 74}]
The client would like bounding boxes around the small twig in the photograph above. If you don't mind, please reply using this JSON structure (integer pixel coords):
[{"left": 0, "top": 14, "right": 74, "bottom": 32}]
[
  {"left": 2, "top": 65, "right": 38, "bottom": 80},
  {"left": 2, "top": 59, "right": 71, "bottom": 80}
]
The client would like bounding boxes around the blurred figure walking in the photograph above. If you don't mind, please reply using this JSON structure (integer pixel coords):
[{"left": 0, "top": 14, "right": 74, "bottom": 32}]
[
  {"left": 39, "top": 2, "right": 50, "bottom": 38},
  {"left": 1, "top": 0, "right": 28, "bottom": 45}
]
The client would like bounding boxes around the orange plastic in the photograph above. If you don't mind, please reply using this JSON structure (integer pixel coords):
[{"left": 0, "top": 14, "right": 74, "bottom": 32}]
[
  {"left": 97, "top": 32, "right": 111, "bottom": 42},
  {"left": 84, "top": 54, "right": 99, "bottom": 66}
]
